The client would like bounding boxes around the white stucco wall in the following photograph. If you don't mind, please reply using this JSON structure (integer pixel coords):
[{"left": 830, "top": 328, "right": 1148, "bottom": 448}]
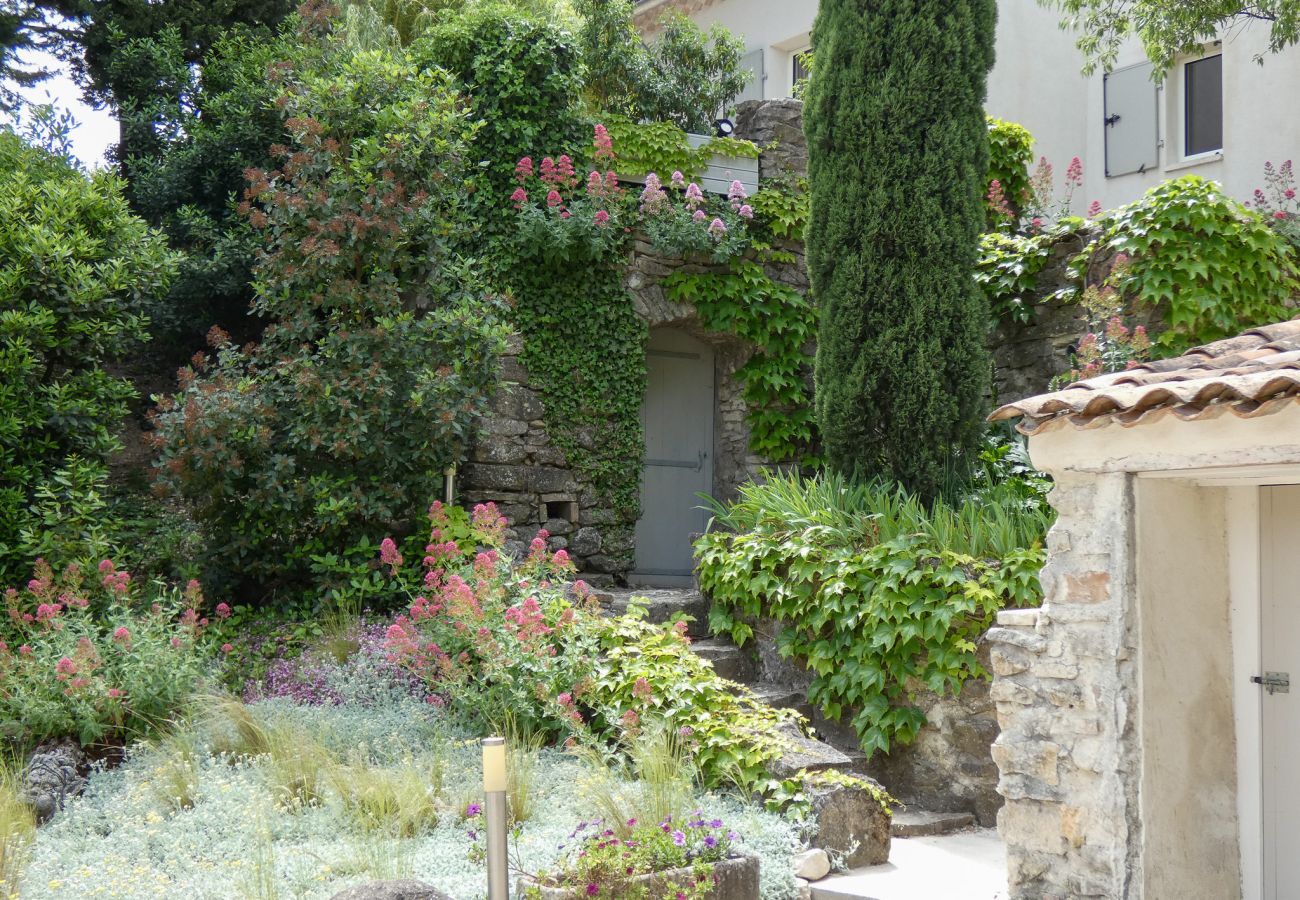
[{"left": 635, "top": 0, "right": 1300, "bottom": 210}]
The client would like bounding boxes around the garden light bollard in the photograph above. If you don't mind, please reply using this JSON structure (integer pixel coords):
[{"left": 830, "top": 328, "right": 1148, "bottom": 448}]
[
  {"left": 444, "top": 464, "right": 456, "bottom": 505},
  {"left": 482, "top": 736, "right": 508, "bottom": 900}
]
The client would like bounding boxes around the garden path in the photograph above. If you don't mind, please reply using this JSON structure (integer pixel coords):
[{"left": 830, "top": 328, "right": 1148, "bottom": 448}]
[{"left": 810, "top": 829, "right": 1008, "bottom": 900}]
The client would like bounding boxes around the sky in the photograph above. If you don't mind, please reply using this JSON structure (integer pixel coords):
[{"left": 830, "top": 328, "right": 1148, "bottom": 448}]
[{"left": 10, "top": 47, "right": 118, "bottom": 169}]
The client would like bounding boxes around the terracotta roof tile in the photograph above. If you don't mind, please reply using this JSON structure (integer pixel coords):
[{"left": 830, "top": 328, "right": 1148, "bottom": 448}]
[{"left": 991, "top": 316, "right": 1300, "bottom": 435}]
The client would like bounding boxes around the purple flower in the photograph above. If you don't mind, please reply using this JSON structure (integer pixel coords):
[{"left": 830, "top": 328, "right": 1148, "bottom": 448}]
[
  {"left": 671, "top": 830, "right": 686, "bottom": 846},
  {"left": 586, "top": 885, "right": 599, "bottom": 896},
  {"left": 737, "top": 204, "right": 753, "bottom": 219},
  {"left": 707, "top": 217, "right": 727, "bottom": 237},
  {"left": 685, "top": 183, "right": 704, "bottom": 206},
  {"left": 704, "top": 835, "right": 717, "bottom": 848},
  {"left": 709, "top": 819, "right": 723, "bottom": 828},
  {"left": 692, "top": 209, "right": 707, "bottom": 222},
  {"left": 670, "top": 171, "right": 685, "bottom": 186},
  {"left": 466, "top": 803, "right": 482, "bottom": 817}
]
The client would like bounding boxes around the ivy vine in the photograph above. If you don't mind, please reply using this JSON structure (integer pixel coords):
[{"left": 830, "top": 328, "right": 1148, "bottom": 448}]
[
  {"left": 604, "top": 114, "right": 758, "bottom": 181},
  {"left": 664, "top": 258, "right": 818, "bottom": 463},
  {"left": 979, "top": 176, "right": 1300, "bottom": 353}
]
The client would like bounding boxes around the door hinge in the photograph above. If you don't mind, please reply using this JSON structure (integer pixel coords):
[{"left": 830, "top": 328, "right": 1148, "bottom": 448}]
[{"left": 1252, "top": 672, "right": 1291, "bottom": 694}]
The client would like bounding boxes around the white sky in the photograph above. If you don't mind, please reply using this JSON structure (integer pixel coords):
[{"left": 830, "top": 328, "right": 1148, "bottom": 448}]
[{"left": 9, "top": 47, "right": 118, "bottom": 169}]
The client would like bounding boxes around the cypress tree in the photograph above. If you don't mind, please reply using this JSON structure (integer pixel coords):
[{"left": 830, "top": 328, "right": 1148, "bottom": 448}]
[{"left": 804, "top": 0, "right": 996, "bottom": 499}]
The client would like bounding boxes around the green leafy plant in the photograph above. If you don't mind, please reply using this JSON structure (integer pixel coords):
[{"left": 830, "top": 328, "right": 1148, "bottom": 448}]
[
  {"left": 602, "top": 116, "right": 758, "bottom": 185},
  {"left": 0, "top": 131, "right": 177, "bottom": 582},
  {"left": 696, "top": 471, "right": 1048, "bottom": 753},
  {"left": 985, "top": 116, "right": 1034, "bottom": 229},
  {"left": 0, "top": 752, "right": 34, "bottom": 897},
  {"left": 148, "top": 41, "right": 509, "bottom": 597},
  {"left": 1081, "top": 175, "right": 1300, "bottom": 351},
  {"left": 0, "top": 559, "right": 213, "bottom": 747}
]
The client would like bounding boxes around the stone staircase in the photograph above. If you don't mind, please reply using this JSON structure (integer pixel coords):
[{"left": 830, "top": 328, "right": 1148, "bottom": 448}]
[{"left": 595, "top": 586, "right": 982, "bottom": 840}]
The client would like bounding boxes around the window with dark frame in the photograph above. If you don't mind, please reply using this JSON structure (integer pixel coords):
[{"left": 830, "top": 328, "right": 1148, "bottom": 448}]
[
  {"left": 792, "top": 50, "right": 810, "bottom": 87},
  {"left": 1184, "top": 53, "right": 1223, "bottom": 157}
]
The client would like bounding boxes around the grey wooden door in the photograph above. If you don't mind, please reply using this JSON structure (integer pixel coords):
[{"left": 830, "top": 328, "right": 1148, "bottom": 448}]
[{"left": 633, "top": 329, "right": 714, "bottom": 586}]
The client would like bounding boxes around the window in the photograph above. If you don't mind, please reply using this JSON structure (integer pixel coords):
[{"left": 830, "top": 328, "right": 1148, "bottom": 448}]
[
  {"left": 1183, "top": 53, "right": 1223, "bottom": 157},
  {"left": 792, "top": 49, "right": 811, "bottom": 88}
]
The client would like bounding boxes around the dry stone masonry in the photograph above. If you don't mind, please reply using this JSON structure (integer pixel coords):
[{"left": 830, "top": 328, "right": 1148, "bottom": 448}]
[{"left": 987, "top": 472, "right": 1139, "bottom": 898}]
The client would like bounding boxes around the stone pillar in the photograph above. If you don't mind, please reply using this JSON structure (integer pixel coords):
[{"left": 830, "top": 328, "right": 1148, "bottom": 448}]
[{"left": 988, "top": 471, "right": 1140, "bottom": 899}]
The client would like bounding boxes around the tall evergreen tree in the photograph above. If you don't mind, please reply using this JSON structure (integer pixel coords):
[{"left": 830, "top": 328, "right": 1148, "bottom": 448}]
[{"left": 804, "top": 0, "right": 996, "bottom": 499}]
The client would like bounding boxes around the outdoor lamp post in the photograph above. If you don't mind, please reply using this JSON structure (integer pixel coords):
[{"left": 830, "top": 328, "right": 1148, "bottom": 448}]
[
  {"left": 482, "top": 736, "right": 508, "bottom": 899},
  {"left": 444, "top": 464, "right": 456, "bottom": 505}
]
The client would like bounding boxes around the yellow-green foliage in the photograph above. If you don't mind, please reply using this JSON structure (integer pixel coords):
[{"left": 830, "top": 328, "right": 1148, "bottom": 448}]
[
  {"left": 0, "top": 756, "right": 35, "bottom": 899},
  {"left": 327, "top": 751, "right": 443, "bottom": 836}
]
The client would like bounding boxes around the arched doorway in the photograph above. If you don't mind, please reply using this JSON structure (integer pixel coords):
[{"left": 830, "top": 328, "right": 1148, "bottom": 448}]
[{"left": 632, "top": 328, "right": 715, "bottom": 586}]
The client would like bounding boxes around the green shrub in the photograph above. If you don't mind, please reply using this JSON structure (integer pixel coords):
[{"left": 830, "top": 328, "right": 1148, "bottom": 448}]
[
  {"left": 804, "top": 0, "right": 995, "bottom": 499},
  {"left": 0, "top": 559, "right": 212, "bottom": 747},
  {"left": 695, "top": 471, "right": 1048, "bottom": 754},
  {"left": 0, "top": 132, "right": 178, "bottom": 582},
  {"left": 149, "top": 43, "right": 508, "bottom": 596},
  {"left": 381, "top": 502, "right": 805, "bottom": 794},
  {"left": 985, "top": 117, "right": 1035, "bottom": 228},
  {"left": 575, "top": 0, "right": 747, "bottom": 132},
  {"left": 1084, "top": 175, "right": 1300, "bottom": 351}
]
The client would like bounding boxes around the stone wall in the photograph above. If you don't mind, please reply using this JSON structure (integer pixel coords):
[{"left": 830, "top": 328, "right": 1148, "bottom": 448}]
[
  {"left": 987, "top": 472, "right": 1141, "bottom": 899},
  {"left": 461, "top": 101, "right": 809, "bottom": 582}
]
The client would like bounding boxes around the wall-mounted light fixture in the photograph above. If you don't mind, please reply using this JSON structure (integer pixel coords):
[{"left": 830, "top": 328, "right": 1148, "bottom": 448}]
[{"left": 714, "top": 118, "right": 735, "bottom": 139}]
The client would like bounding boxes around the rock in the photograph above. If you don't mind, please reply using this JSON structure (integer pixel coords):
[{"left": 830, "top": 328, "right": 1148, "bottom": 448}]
[
  {"left": 21, "top": 738, "right": 86, "bottom": 824},
  {"left": 569, "top": 526, "right": 602, "bottom": 557},
  {"left": 792, "top": 848, "right": 830, "bottom": 881},
  {"left": 764, "top": 725, "right": 854, "bottom": 780},
  {"left": 793, "top": 876, "right": 811, "bottom": 900},
  {"left": 329, "top": 880, "right": 452, "bottom": 900},
  {"left": 805, "top": 777, "right": 892, "bottom": 868}
]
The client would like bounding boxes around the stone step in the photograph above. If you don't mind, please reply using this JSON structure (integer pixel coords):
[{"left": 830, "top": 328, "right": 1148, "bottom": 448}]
[
  {"left": 889, "top": 809, "right": 977, "bottom": 838},
  {"left": 596, "top": 588, "right": 710, "bottom": 636},
  {"left": 689, "top": 637, "right": 756, "bottom": 682}
]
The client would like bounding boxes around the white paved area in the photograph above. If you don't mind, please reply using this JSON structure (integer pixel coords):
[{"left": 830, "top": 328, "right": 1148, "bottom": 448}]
[{"left": 811, "top": 829, "right": 1009, "bottom": 900}]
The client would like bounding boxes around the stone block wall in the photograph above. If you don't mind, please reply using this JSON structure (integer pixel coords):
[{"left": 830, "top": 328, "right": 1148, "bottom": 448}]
[{"left": 987, "top": 472, "right": 1140, "bottom": 898}]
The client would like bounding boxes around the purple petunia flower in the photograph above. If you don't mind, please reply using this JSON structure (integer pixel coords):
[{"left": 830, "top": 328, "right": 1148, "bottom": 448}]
[{"left": 672, "top": 830, "right": 686, "bottom": 846}]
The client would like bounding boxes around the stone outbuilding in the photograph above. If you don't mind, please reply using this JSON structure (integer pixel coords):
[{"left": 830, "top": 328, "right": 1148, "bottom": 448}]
[{"left": 988, "top": 317, "right": 1300, "bottom": 900}]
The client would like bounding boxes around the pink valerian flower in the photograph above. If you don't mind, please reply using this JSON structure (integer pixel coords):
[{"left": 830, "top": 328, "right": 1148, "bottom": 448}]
[
  {"left": 215, "top": 602, "right": 232, "bottom": 619},
  {"left": 106, "top": 687, "right": 124, "bottom": 699},
  {"left": 1065, "top": 156, "right": 1084, "bottom": 187},
  {"left": 586, "top": 170, "right": 605, "bottom": 198},
  {"left": 557, "top": 691, "right": 574, "bottom": 708},
  {"left": 727, "top": 179, "right": 747, "bottom": 211},
  {"left": 556, "top": 154, "right": 576, "bottom": 186},
  {"left": 633, "top": 676, "right": 653, "bottom": 701},
  {"left": 551, "top": 549, "right": 573, "bottom": 571},
  {"left": 540, "top": 156, "right": 556, "bottom": 183},
  {"left": 593, "top": 209, "right": 610, "bottom": 226},
  {"left": 986, "top": 179, "right": 1014, "bottom": 222},
  {"left": 35, "top": 602, "right": 62, "bottom": 623},
  {"left": 546, "top": 189, "right": 563, "bottom": 209},
  {"left": 510, "top": 187, "right": 527, "bottom": 208},
  {"left": 112, "top": 626, "right": 131, "bottom": 644},
  {"left": 471, "top": 502, "right": 508, "bottom": 544},
  {"left": 18, "top": 644, "right": 31, "bottom": 656},
  {"left": 639, "top": 173, "right": 669, "bottom": 214},
  {"left": 737, "top": 204, "right": 753, "bottom": 219},
  {"left": 220, "top": 643, "right": 234, "bottom": 654},
  {"left": 707, "top": 217, "right": 727, "bottom": 237},
  {"left": 593, "top": 124, "right": 615, "bottom": 162},
  {"left": 670, "top": 170, "right": 685, "bottom": 187},
  {"left": 97, "top": 559, "right": 115, "bottom": 575},
  {"left": 1087, "top": 200, "right": 1103, "bottom": 218},
  {"left": 55, "top": 656, "right": 76, "bottom": 677},
  {"left": 380, "top": 537, "right": 404, "bottom": 568},
  {"left": 691, "top": 209, "right": 707, "bottom": 222},
  {"left": 514, "top": 157, "right": 534, "bottom": 182},
  {"left": 684, "top": 183, "right": 704, "bottom": 207}
]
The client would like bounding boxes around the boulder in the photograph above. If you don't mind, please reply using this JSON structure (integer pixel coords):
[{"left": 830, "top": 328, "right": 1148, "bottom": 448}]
[
  {"left": 791, "top": 848, "right": 830, "bottom": 881},
  {"left": 21, "top": 738, "right": 86, "bottom": 823},
  {"left": 805, "top": 777, "right": 892, "bottom": 868},
  {"left": 329, "top": 880, "right": 452, "bottom": 900}
]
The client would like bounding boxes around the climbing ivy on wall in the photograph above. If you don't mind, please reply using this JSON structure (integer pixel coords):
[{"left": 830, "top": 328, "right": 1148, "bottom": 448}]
[
  {"left": 664, "top": 258, "right": 818, "bottom": 463},
  {"left": 980, "top": 175, "right": 1300, "bottom": 353}
]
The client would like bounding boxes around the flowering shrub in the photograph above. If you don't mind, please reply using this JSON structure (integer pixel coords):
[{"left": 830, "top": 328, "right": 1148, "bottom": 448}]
[
  {"left": 1052, "top": 257, "right": 1151, "bottom": 387},
  {"left": 1249, "top": 159, "right": 1300, "bottom": 251},
  {"left": 523, "top": 815, "right": 738, "bottom": 899},
  {"left": 0, "top": 559, "right": 211, "bottom": 745},
  {"left": 639, "top": 172, "right": 752, "bottom": 262},
  {"left": 381, "top": 501, "right": 802, "bottom": 791},
  {"left": 149, "top": 46, "right": 508, "bottom": 596},
  {"left": 512, "top": 125, "right": 754, "bottom": 264}
]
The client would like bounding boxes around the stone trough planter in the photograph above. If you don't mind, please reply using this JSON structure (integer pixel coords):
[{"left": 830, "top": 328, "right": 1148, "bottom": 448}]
[{"left": 517, "top": 853, "right": 760, "bottom": 900}]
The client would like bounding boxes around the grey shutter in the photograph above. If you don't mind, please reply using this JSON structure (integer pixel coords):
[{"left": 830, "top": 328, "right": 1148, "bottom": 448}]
[
  {"left": 1103, "top": 61, "right": 1160, "bottom": 177},
  {"left": 737, "top": 48, "right": 764, "bottom": 104}
]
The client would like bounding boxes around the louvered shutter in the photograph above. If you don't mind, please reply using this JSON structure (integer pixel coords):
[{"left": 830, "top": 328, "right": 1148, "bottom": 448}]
[{"left": 736, "top": 48, "right": 764, "bottom": 104}]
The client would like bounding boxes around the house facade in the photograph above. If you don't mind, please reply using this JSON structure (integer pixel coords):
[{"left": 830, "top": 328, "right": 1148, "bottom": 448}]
[
  {"left": 990, "top": 319, "right": 1300, "bottom": 899},
  {"left": 634, "top": 0, "right": 1300, "bottom": 212}
]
